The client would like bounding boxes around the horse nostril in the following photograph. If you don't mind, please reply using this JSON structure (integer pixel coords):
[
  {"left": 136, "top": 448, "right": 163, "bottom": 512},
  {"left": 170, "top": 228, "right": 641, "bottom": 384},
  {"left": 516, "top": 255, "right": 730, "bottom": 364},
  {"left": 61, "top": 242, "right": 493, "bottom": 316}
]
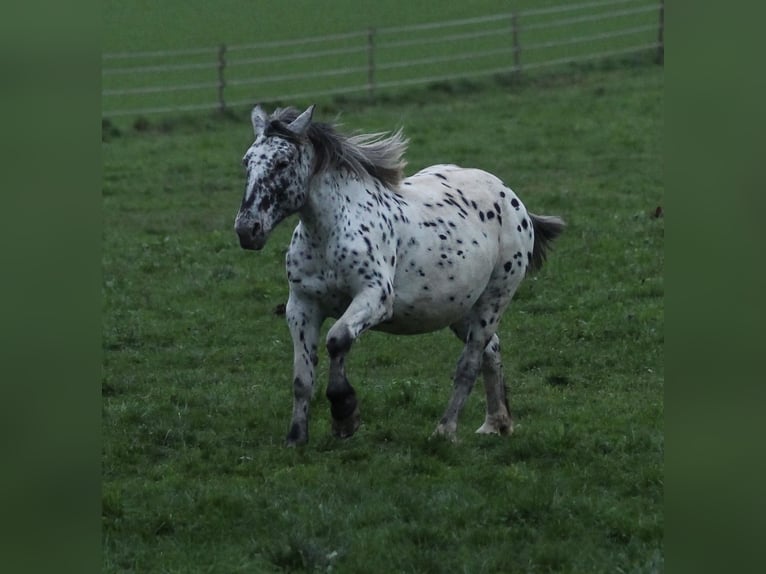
[{"left": 252, "top": 222, "right": 261, "bottom": 235}]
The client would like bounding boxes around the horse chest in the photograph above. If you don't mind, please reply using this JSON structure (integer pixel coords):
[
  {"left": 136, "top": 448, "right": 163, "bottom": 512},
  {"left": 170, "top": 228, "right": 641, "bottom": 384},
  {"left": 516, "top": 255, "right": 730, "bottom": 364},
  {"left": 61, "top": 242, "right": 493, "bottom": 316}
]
[{"left": 286, "top": 233, "right": 388, "bottom": 316}]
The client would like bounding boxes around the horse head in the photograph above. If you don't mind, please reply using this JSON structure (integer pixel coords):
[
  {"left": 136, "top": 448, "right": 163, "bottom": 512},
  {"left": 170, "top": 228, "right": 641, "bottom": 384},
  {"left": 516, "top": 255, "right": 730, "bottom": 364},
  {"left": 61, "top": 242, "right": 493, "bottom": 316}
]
[{"left": 234, "top": 105, "right": 315, "bottom": 250}]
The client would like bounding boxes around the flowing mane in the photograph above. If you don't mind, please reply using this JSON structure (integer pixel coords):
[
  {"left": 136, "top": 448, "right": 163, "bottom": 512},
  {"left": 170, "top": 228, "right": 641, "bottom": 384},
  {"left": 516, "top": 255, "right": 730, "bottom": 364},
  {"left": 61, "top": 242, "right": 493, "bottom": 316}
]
[{"left": 265, "top": 107, "right": 408, "bottom": 188}]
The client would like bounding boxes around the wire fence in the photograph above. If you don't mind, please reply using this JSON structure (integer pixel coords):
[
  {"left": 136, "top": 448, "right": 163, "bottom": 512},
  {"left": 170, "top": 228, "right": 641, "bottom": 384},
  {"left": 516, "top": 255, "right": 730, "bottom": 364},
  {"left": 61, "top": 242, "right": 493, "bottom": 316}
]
[{"left": 102, "top": 0, "right": 664, "bottom": 119}]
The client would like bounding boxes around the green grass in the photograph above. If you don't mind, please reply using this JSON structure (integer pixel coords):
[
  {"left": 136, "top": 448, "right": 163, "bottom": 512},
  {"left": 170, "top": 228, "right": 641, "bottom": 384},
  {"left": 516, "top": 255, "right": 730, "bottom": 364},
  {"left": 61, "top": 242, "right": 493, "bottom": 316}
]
[
  {"left": 102, "top": 0, "right": 605, "bottom": 52},
  {"left": 103, "top": 63, "right": 663, "bottom": 572},
  {"left": 102, "top": 0, "right": 661, "bottom": 119}
]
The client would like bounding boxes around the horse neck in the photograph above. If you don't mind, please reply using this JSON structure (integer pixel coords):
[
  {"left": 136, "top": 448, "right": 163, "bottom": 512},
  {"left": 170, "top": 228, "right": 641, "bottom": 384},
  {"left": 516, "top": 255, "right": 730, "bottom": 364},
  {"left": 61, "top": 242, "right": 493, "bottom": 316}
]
[{"left": 300, "top": 168, "right": 369, "bottom": 240}]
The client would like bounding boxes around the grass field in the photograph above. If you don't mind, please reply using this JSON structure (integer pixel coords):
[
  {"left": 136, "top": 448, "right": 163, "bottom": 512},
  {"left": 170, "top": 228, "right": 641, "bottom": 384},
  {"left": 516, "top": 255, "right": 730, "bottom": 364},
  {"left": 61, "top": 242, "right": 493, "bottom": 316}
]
[
  {"left": 102, "top": 0, "right": 602, "bottom": 52},
  {"left": 102, "top": 0, "right": 661, "bottom": 119},
  {"left": 102, "top": 59, "right": 663, "bottom": 572}
]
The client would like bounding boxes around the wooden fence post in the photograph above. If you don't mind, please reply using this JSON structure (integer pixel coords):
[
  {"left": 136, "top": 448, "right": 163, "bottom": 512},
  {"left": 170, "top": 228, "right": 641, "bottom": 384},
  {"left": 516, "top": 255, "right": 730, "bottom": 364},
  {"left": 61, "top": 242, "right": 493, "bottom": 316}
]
[
  {"left": 511, "top": 12, "right": 522, "bottom": 77},
  {"left": 217, "top": 44, "right": 227, "bottom": 112},
  {"left": 367, "top": 27, "right": 376, "bottom": 100},
  {"left": 656, "top": 1, "right": 664, "bottom": 65}
]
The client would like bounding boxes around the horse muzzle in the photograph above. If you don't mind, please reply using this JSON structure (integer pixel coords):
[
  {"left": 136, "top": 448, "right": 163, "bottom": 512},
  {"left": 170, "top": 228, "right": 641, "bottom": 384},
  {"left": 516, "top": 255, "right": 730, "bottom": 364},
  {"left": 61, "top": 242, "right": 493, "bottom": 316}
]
[{"left": 234, "top": 218, "right": 267, "bottom": 251}]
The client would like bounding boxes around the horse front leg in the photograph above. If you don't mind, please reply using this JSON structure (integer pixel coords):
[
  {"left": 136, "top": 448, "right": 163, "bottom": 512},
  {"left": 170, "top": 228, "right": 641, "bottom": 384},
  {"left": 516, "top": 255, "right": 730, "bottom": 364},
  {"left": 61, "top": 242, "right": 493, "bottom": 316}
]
[
  {"left": 325, "top": 284, "right": 394, "bottom": 439},
  {"left": 285, "top": 294, "right": 323, "bottom": 446},
  {"left": 326, "top": 345, "right": 360, "bottom": 439}
]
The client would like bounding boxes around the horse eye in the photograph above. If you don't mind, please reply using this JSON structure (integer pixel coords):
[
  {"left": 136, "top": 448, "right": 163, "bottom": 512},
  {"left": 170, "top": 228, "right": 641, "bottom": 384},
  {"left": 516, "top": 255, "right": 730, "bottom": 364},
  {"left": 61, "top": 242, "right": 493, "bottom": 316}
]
[{"left": 274, "top": 159, "right": 290, "bottom": 171}]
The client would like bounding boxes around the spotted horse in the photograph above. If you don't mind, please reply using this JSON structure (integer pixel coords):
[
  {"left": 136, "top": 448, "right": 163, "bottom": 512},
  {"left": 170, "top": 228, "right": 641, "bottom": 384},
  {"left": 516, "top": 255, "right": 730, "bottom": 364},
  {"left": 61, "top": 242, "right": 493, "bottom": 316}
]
[{"left": 234, "top": 105, "right": 565, "bottom": 446}]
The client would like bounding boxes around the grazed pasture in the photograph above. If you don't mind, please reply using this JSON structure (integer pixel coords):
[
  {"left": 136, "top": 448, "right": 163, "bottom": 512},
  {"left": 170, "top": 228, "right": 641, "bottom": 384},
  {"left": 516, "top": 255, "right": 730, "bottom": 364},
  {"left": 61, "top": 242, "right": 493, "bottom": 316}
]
[{"left": 103, "top": 63, "right": 663, "bottom": 572}]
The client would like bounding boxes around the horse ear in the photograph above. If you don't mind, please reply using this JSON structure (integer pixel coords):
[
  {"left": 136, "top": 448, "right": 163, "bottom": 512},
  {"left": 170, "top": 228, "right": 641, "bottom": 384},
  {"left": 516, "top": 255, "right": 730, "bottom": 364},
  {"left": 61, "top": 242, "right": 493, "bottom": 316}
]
[
  {"left": 286, "top": 105, "right": 315, "bottom": 137},
  {"left": 251, "top": 105, "right": 269, "bottom": 136}
]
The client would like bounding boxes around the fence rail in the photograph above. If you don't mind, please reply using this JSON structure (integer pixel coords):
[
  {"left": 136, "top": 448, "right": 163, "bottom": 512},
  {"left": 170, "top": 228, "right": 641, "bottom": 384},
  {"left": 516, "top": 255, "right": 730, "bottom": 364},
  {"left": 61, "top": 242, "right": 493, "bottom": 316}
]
[{"left": 102, "top": 0, "right": 664, "bottom": 118}]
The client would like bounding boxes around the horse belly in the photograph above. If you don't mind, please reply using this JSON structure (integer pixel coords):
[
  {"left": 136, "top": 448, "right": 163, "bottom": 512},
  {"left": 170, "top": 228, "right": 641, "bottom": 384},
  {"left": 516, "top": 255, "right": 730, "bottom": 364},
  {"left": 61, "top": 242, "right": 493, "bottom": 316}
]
[
  {"left": 376, "top": 296, "right": 477, "bottom": 334},
  {"left": 376, "top": 253, "right": 494, "bottom": 335}
]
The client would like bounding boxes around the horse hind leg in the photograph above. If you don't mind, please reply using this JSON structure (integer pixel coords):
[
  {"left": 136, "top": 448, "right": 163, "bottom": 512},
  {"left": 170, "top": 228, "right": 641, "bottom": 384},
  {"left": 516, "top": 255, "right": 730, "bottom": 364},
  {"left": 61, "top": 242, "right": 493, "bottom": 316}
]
[
  {"left": 442, "top": 289, "right": 515, "bottom": 440},
  {"left": 441, "top": 331, "right": 514, "bottom": 438},
  {"left": 434, "top": 319, "right": 488, "bottom": 441},
  {"left": 433, "top": 339, "right": 483, "bottom": 441},
  {"left": 475, "top": 334, "right": 513, "bottom": 435}
]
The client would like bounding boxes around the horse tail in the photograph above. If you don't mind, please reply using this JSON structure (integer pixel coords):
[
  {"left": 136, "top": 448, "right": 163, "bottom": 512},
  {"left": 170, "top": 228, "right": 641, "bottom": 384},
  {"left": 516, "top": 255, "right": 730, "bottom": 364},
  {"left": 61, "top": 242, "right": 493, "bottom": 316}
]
[{"left": 529, "top": 213, "right": 566, "bottom": 272}]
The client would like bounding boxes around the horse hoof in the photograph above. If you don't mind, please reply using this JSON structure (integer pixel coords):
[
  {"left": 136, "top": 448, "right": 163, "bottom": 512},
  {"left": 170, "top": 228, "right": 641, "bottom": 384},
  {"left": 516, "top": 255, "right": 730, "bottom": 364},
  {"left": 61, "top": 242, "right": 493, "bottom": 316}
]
[
  {"left": 285, "top": 438, "right": 306, "bottom": 447},
  {"left": 285, "top": 422, "right": 309, "bottom": 446},
  {"left": 331, "top": 406, "right": 361, "bottom": 439},
  {"left": 431, "top": 423, "right": 458, "bottom": 443},
  {"left": 475, "top": 417, "right": 514, "bottom": 436}
]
